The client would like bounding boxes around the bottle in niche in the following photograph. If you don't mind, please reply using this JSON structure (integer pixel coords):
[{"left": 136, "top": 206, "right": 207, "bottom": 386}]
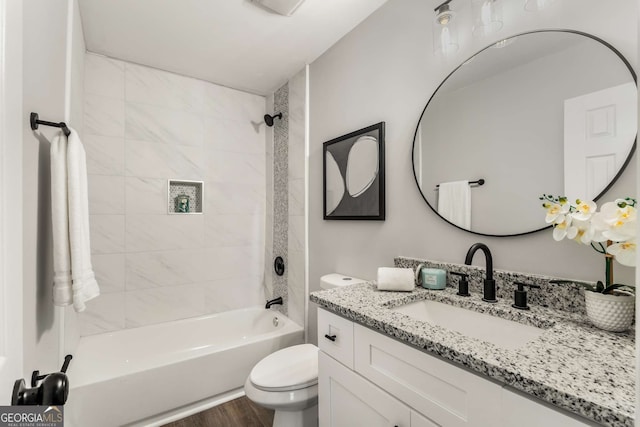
[{"left": 176, "top": 194, "right": 190, "bottom": 213}]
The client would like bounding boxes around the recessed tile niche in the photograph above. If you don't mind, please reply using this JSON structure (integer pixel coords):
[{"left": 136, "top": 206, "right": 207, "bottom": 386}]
[{"left": 168, "top": 179, "right": 203, "bottom": 214}]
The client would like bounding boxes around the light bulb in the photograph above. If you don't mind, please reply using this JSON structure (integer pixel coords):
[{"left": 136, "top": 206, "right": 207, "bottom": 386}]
[
  {"left": 433, "top": 2, "right": 458, "bottom": 56},
  {"left": 440, "top": 27, "right": 451, "bottom": 52},
  {"left": 525, "top": 0, "right": 554, "bottom": 11},
  {"left": 472, "top": 0, "right": 503, "bottom": 37}
]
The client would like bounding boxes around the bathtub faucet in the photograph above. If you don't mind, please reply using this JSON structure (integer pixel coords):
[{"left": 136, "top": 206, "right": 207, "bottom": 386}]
[{"left": 265, "top": 296, "right": 283, "bottom": 309}]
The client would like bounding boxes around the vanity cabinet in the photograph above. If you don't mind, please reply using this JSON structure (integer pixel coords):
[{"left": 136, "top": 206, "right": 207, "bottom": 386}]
[
  {"left": 319, "top": 351, "right": 411, "bottom": 427},
  {"left": 500, "top": 387, "right": 601, "bottom": 427},
  {"left": 354, "top": 324, "right": 501, "bottom": 426},
  {"left": 317, "top": 308, "right": 597, "bottom": 427}
]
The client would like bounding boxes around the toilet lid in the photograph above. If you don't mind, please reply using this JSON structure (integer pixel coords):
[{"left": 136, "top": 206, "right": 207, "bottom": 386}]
[{"left": 250, "top": 344, "right": 318, "bottom": 392}]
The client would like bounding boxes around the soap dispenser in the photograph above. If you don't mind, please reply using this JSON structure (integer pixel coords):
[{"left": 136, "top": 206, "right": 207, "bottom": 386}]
[
  {"left": 512, "top": 282, "right": 540, "bottom": 310},
  {"left": 451, "top": 272, "right": 470, "bottom": 297}
]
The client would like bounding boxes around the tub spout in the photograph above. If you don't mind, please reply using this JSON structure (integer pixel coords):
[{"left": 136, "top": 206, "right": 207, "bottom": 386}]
[{"left": 265, "top": 296, "right": 283, "bottom": 309}]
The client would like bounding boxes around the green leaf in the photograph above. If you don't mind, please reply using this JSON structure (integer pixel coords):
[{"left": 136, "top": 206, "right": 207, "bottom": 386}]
[
  {"left": 595, "top": 281, "right": 605, "bottom": 292},
  {"left": 602, "top": 284, "right": 635, "bottom": 295}
]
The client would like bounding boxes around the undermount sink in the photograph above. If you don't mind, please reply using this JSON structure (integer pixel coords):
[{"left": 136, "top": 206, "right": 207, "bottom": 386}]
[{"left": 391, "top": 300, "right": 546, "bottom": 350}]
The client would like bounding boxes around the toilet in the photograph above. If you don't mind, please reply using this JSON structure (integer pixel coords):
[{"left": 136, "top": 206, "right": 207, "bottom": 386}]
[{"left": 244, "top": 273, "right": 365, "bottom": 427}]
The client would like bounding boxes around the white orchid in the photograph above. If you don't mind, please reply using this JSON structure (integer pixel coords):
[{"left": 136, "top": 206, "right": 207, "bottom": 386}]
[
  {"left": 540, "top": 195, "right": 637, "bottom": 288},
  {"left": 607, "top": 241, "right": 636, "bottom": 267},
  {"left": 592, "top": 200, "right": 637, "bottom": 242},
  {"left": 552, "top": 215, "right": 571, "bottom": 241},
  {"left": 571, "top": 199, "right": 598, "bottom": 221},
  {"left": 543, "top": 198, "right": 570, "bottom": 224},
  {"left": 566, "top": 218, "right": 596, "bottom": 244}
]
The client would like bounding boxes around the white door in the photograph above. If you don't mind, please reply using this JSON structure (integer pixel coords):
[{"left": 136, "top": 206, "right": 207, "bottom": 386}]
[
  {"left": 319, "top": 352, "right": 411, "bottom": 427},
  {"left": 0, "top": 0, "right": 24, "bottom": 404},
  {"left": 564, "top": 82, "right": 637, "bottom": 201}
]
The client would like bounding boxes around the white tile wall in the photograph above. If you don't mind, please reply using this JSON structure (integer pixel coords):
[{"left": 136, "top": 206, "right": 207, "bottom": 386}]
[
  {"left": 81, "top": 53, "right": 266, "bottom": 335},
  {"left": 85, "top": 93, "right": 125, "bottom": 137},
  {"left": 125, "top": 284, "right": 206, "bottom": 328},
  {"left": 84, "top": 134, "right": 125, "bottom": 175},
  {"left": 78, "top": 293, "right": 126, "bottom": 336},
  {"left": 90, "top": 215, "right": 126, "bottom": 254},
  {"left": 125, "top": 103, "right": 205, "bottom": 147},
  {"left": 91, "top": 254, "right": 125, "bottom": 293},
  {"left": 88, "top": 175, "right": 125, "bottom": 214}
]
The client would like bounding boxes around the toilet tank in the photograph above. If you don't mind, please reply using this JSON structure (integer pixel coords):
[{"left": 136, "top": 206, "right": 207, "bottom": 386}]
[{"left": 320, "top": 273, "right": 366, "bottom": 290}]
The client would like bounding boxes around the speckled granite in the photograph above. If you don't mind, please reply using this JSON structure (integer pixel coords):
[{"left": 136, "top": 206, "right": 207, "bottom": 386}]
[
  {"left": 271, "top": 83, "right": 289, "bottom": 314},
  {"left": 310, "top": 280, "right": 635, "bottom": 427},
  {"left": 395, "top": 256, "right": 591, "bottom": 314}
]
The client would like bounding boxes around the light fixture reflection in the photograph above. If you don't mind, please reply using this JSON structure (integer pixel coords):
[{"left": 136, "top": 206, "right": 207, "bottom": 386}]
[
  {"left": 524, "top": 0, "right": 555, "bottom": 11},
  {"left": 493, "top": 38, "right": 514, "bottom": 49},
  {"left": 433, "top": 1, "right": 458, "bottom": 57},
  {"left": 472, "top": 0, "right": 503, "bottom": 37}
]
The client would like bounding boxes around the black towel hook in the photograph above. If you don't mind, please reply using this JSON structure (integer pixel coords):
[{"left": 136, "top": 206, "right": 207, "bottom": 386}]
[{"left": 30, "top": 112, "right": 71, "bottom": 137}]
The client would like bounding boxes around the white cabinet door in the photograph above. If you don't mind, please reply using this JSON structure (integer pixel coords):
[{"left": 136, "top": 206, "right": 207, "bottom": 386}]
[
  {"left": 501, "top": 387, "right": 599, "bottom": 427},
  {"left": 411, "top": 410, "right": 442, "bottom": 427},
  {"left": 319, "top": 351, "right": 411, "bottom": 427},
  {"left": 354, "top": 325, "right": 502, "bottom": 427}
]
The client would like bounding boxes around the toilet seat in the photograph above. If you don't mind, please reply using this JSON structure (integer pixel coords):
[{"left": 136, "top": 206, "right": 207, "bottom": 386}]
[{"left": 249, "top": 344, "right": 318, "bottom": 392}]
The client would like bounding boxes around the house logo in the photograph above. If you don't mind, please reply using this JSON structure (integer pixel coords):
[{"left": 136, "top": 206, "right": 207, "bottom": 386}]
[{"left": 0, "top": 405, "right": 64, "bottom": 427}]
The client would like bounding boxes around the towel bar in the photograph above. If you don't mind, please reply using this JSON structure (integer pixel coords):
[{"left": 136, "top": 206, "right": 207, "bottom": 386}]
[
  {"left": 435, "top": 178, "right": 485, "bottom": 190},
  {"left": 30, "top": 112, "right": 70, "bottom": 137}
]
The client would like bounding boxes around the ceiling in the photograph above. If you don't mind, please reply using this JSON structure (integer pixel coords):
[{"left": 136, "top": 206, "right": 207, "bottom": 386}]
[{"left": 78, "top": 0, "right": 388, "bottom": 95}]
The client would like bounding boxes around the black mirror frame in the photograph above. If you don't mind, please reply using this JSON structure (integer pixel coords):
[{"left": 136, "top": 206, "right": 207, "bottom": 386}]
[{"left": 411, "top": 29, "right": 637, "bottom": 237}]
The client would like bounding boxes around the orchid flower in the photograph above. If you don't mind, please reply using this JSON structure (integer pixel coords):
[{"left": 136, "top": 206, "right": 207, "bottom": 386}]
[
  {"left": 552, "top": 215, "right": 572, "bottom": 241},
  {"left": 571, "top": 199, "right": 597, "bottom": 221},
  {"left": 607, "top": 240, "right": 636, "bottom": 267},
  {"left": 566, "top": 218, "right": 596, "bottom": 244},
  {"left": 543, "top": 199, "right": 569, "bottom": 224},
  {"left": 541, "top": 195, "right": 637, "bottom": 269}
]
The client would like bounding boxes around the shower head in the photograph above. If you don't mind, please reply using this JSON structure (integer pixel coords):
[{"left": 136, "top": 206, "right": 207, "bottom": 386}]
[{"left": 264, "top": 113, "right": 283, "bottom": 127}]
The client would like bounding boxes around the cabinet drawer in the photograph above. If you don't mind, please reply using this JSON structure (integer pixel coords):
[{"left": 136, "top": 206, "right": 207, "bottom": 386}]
[
  {"left": 354, "top": 324, "right": 502, "bottom": 427},
  {"left": 317, "top": 308, "right": 354, "bottom": 369}
]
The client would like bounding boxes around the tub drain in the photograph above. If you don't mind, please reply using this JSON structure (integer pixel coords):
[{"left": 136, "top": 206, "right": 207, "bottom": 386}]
[{"left": 273, "top": 316, "right": 279, "bottom": 327}]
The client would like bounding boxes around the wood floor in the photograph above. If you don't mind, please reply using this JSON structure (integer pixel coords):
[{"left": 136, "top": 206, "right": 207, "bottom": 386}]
[{"left": 162, "top": 397, "right": 274, "bottom": 427}]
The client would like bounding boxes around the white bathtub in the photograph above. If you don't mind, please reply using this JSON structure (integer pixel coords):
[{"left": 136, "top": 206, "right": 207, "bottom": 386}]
[{"left": 65, "top": 307, "right": 303, "bottom": 427}]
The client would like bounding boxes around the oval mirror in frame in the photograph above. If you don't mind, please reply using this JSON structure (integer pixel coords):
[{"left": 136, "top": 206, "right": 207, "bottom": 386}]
[{"left": 412, "top": 30, "right": 637, "bottom": 237}]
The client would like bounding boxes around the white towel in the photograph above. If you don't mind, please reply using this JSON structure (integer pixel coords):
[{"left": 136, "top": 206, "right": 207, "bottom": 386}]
[
  {"left": 51, "top": 128, "right": 100, "bottom": 312},
  {"left": 377, "top": 267, "right": 414, "bottom": 292},
  {"left": 437, "top": 180, "right": 471, "bottom": 229},
  {"left": 51, "top": 133, "right": 73, "bottom": 306}
]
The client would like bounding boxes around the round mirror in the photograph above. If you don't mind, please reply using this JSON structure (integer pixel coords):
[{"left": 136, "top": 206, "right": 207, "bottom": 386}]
[{"left": 412, "top": 30, "right": 637, "bottom": 237}]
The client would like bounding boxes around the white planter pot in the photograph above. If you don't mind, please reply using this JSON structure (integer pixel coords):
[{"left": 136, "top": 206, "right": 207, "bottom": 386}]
[{"left": 584, "top": 290, "right": 635, "bottom": 332}]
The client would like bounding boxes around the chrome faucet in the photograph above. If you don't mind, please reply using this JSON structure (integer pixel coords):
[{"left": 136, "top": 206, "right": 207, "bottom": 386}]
[
  {"left": 464, "top": 243, "right": 497, "bottom": 303},
  {"left": 265, "top": 296, "right": 283, "bottom": 309}
]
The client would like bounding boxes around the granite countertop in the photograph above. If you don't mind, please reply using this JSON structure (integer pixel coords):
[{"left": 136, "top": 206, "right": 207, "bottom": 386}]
[{"left": 310, "top": 282, "right": 635, "bottom": 427}]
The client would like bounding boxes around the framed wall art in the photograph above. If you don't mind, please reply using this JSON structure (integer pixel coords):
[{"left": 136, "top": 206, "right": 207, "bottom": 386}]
[{"left": 323, "top": 122, "right": 385, "bottom": 220}]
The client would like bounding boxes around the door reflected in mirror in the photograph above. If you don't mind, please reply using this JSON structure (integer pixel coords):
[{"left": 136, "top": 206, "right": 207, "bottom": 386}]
[{"left": 413, "top": 30, "right": 637, "bottom": 236}]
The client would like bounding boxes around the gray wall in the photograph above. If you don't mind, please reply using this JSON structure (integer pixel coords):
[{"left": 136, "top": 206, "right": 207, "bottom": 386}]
[
  {"left": 308, "top": 0, "right": 637, "bottom": 344},
  {"left": 62, "top": 0, "right": 86, "bottom": 363},
  {"left": 22, "top": 0, "right": 69, "bottom": 375}
]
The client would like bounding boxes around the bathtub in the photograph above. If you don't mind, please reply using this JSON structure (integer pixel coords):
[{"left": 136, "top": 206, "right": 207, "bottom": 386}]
[{"left": 64, "top": 307, "right": 303, "bottom": 427}]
